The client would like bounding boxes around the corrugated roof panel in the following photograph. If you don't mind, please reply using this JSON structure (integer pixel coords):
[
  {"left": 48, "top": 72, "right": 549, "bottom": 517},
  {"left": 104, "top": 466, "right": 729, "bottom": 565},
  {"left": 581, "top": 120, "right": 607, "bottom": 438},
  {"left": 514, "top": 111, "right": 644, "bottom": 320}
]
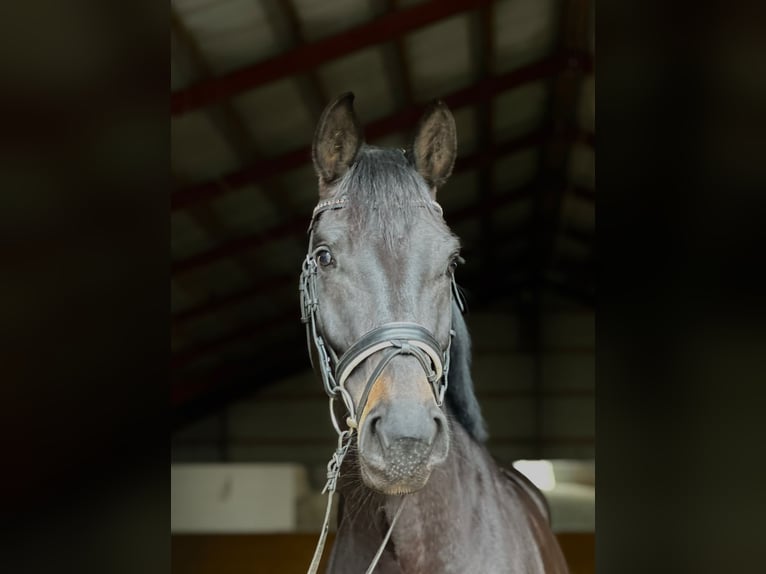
[
  {"left": 208, "top": 184, "right": 282, "bottom": 237},
  {"left": 495, "top": 236, "right": 529, "bottom": 263},
  {"left": 493, "top": 0, "right": 558, "bottom": 75},
  {"left": 450, "top": 219, "right": 482, "bottom": 248},
  {"left": 492, "top": 148, "right": 539, "bottom": 191},
  {"left": 217, "top": 289, "right": 296, "bottom": 324},
  {"left": 182, "top": 259, "right": 252, "bottom": 296},
  {"left": 176, "top": 0, "right": 281, "bottom": 75},
  {"left": 405, "top": 14, "right": 474, "bottom": 102},
  {"left": 369, "top": 131, "right": 409, "bottom": 150},
  {"left": 171, "top": 56, "right": 192, "bottom": 91},
  {"left": 292, "top": 0, "right": 376, "bottom": 43},
  {"left": 172, "top": 111, "right": 240, "bottom": 185},
  {"left": 177, "top": 308, "right": 252, "bottom": 349},
  {"left": 257, "top": 237, "right": 306, "bottom": 276},
  {"left": 171, "top": 29, "right": 199, "bottom": 90},
  {"left": 439, "top": 170, "right": 480, "bottom": 213},
  {"left": 175, "top": 347, "right": 238, "bottom": 378},
  {"left": 493, "top": 197, "right": 534, "bottom": 228},
  {"left": 172, "top": 211, "right": 213, "bottom": 260},
  {"left": 177, "top": 288, "right": 297, "bottom": 351},
  {"left": 204, "top": 322, "right": 294, "bottom": 363},
  {"left": 453, "top": 105, "right": 479, "bottom": 155},
  {"left": 232, "top": 78, "right": 316, "bottom": 157},
  {"left": 566, "top": 142, "right": 594, "bottom": 188},
  {"left": 493, "top": 81, "right": 549, "bottom": 142},
  {"left": 279, "top": 163, "right": 318, "bottom": 215},
  {"left": 317, "top": 47, "right": 397, "bottom": 123}
]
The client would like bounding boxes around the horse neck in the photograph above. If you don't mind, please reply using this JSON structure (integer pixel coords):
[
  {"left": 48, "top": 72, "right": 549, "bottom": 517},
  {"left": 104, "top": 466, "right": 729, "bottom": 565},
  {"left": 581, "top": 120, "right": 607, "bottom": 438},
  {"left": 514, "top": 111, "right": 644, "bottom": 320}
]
[
  {"left": 335, "top": 420, "right": 565, "bottom": 574},
  {"left": 336, "top": 416, "right": 497, "bottom": 571},
  {"left": 384, "top": 418, "right": 491, "bottom": 568}
]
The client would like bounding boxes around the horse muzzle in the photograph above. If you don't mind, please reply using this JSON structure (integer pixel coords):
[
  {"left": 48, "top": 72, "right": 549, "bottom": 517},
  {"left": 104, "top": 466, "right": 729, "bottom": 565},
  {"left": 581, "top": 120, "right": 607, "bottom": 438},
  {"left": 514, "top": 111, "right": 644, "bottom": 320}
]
[{"left": 358, "top": 398, "right": 449, "bottom": 494}]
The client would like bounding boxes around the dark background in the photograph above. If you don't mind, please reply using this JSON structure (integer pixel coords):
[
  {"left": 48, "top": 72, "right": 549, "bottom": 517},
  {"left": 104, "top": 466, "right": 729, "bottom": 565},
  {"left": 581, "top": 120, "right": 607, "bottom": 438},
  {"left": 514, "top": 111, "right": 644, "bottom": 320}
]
[{"left": 2, "top": 0, "right": 766, "bottom": 573}]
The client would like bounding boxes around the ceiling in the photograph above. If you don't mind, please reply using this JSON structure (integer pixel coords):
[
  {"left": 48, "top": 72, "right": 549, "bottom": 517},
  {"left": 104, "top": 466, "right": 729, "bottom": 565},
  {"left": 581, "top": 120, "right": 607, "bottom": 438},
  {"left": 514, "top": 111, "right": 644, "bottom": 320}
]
[{"left": 170, "top": 0, "right": 595, "bottom": 427}]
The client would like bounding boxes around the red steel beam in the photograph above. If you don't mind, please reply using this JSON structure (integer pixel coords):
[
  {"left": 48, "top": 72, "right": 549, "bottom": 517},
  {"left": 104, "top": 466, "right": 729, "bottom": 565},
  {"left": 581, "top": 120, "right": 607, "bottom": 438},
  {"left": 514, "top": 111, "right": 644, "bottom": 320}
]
[
  {"left": 172, "top": 309, "right": 298, "bottom": 371},
  {"left": 171, "top": 51, "right": 593, "bottom": 212},
  {"left": 171, "top": 346, "right": 301, "bottom": 407},
  {"left": 171, "top": 0, "right": 494, "bottom": 116},
  {"left": 171, "top": 217, "right": 306, "bottom": 275},
  {"left": 172, "top": 273, "right": 295, "bottom": 326}
]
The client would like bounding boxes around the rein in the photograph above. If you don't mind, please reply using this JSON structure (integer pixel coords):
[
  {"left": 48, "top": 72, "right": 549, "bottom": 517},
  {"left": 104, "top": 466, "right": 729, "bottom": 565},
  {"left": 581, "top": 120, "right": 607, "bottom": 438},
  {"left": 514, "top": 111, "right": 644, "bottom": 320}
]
[{"left": 299, "top": 196, "right": 463, "bottom": 573}]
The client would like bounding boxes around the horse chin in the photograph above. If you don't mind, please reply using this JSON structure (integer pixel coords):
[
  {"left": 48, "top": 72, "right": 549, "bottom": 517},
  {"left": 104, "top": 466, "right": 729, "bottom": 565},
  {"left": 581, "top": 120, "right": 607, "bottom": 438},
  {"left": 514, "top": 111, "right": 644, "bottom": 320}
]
[{"left": 359, "top": 457, "right": 433, "bottom": 495}]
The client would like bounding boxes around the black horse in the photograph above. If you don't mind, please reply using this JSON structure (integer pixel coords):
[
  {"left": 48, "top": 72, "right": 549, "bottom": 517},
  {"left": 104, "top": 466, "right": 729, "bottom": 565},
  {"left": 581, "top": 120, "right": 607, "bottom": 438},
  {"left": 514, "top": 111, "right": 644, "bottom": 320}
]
[{"left": 302, "top": 93, "right": 568, "bottom": 573}]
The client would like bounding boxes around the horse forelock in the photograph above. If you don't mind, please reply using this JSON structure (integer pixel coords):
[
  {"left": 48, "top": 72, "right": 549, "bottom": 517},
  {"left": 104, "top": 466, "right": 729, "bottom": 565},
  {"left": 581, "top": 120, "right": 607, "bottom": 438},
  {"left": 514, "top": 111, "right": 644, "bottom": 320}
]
[{"left": 332, "top": 145, "right": 445, "bottom": 250}]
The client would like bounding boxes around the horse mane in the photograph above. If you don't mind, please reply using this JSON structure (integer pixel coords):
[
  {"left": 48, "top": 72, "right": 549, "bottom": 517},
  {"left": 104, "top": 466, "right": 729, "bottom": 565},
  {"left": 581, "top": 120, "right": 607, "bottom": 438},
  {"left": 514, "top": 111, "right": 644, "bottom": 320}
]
[{"left": 446, "top": 301, "right": 489, "bottom": 442}]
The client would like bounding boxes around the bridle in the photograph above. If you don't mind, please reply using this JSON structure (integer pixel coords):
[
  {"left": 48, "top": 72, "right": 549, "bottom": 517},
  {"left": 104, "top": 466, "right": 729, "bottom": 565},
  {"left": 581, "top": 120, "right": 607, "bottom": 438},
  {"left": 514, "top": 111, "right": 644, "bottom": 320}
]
[{"left": 300, "top": 195, "right": 465, "bottom": 574}]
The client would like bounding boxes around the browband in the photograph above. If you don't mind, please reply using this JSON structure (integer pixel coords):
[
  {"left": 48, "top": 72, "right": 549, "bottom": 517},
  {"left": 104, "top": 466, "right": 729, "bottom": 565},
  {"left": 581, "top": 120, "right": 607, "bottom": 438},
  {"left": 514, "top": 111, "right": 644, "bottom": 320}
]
[{"left": 308, "top": 195, "right": 444, "bottom": 233}]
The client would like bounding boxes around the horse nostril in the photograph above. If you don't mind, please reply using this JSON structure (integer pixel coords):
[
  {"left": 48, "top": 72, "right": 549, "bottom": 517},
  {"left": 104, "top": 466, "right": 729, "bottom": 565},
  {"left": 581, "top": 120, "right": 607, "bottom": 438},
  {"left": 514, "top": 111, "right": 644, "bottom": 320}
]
[
  {"left": 431, "top": 416, "right": 443, "bottom": 445},
  {"left": 368, "top": 415, "right": 391, "bottom": 449},
  {"left": 370, "top": 415, "right": 381, "bottom": 435}
]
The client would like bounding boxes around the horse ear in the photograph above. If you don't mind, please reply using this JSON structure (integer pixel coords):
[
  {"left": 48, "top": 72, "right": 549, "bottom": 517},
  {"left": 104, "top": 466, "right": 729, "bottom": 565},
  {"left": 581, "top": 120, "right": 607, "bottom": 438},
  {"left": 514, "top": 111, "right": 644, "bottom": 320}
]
[
  {"left": 312, "top": 92, "right": 363, "bottom": 191},
  {"left": 411, "top": 100, "right": 457, "bottom": 191}
]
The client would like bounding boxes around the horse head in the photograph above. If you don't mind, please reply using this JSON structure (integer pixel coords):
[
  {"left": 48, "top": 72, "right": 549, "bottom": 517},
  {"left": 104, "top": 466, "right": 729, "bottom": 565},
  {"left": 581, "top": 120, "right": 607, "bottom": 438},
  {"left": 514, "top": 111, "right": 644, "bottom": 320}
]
[{"left": 305, "top": 93, "right": 461, "bottom": 495}]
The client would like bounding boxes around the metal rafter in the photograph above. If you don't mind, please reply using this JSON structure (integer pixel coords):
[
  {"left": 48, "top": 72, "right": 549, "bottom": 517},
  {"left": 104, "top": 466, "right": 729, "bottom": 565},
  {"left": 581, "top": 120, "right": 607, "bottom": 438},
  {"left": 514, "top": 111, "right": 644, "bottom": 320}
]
[
  {"left": 171, "top": 52, "right": 593, "bottom": 212},
  {"left": 170, "top": 4, "right": 597, "bottom": 421},
  {"left": 173, "top": 274, "right": 295, "bottom": 327},
  {"left": 472, "top": 4, "right": 496, "bottom": 300},
  {"left": 375, "top": 0, "right": 415, "bottom": 110},
  {"left": 260, "top": 0, "right": 328, "bottom": 120},
  {"left": 171, "top": 6, "right": 298, "bottom": 281},
  {"left": 537, "top": 0, "right": 593, "bottom": 293},
  {"left": 172, "top": 0, "right": 495, "bottom": 116},
  {"left": 527, "top": 0, "right": 593, "bottom": 457},
  {"left": 171, "top": 9, "right": 270, "bottom": 296}
]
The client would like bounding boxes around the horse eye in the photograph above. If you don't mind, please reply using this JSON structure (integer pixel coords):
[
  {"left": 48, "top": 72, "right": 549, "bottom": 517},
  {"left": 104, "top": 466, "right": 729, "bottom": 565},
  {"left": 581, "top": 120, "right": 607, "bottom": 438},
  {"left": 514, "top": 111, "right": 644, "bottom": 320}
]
[
  {"left": 448, "top": 254, "right": 464, "bottom": 275},
  {"left": 316, "top": 248, "right": 334, "bottom": 267}
]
